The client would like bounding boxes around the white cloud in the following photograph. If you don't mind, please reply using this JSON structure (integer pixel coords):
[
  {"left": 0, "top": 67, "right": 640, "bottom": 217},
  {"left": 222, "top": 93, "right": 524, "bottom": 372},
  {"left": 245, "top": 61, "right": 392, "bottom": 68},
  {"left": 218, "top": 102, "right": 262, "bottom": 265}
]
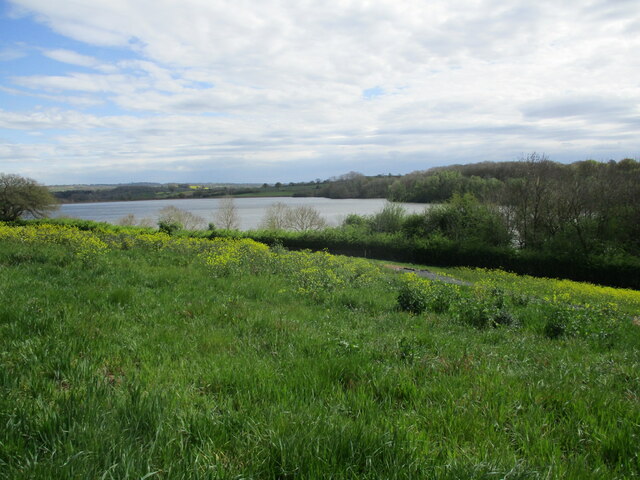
[
  {"left": 2, "top": 0, "right": 640, "bottom": 183},
  {"left": 0, "top": 45, "right": 28, "bottom": 61},
  {"left": 42, "top": 48, "right": 100, "bottom": 67}
]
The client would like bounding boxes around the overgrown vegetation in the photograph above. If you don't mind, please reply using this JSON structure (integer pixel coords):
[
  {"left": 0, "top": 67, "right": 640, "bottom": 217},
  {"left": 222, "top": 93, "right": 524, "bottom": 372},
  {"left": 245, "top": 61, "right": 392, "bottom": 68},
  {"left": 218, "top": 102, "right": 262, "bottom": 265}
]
[
  {"left": 45, "top": 156, "right": 640, "bottom": 289},
  {"left": 0, "top": 173, "right": 58, "bottom": 221},
  {"left": 1, "top": 221, "right": 639, "bottom": 478},
  {"left": 324, "top": 155, "right": 640, "bottom": 259}
]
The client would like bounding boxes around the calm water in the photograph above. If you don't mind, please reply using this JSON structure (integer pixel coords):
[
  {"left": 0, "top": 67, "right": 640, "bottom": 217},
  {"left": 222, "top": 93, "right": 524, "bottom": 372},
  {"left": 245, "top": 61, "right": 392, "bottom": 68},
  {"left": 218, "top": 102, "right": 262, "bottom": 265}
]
[{"left": 53, "top": 197, "right": 429, "bottom": 230}]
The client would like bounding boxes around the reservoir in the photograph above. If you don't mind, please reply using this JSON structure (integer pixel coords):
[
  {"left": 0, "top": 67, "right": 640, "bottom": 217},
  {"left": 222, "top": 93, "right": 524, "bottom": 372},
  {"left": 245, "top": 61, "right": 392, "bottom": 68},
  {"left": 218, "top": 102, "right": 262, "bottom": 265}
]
[{"left": 53, "top": 197, "right": 429, "bottom": 230}]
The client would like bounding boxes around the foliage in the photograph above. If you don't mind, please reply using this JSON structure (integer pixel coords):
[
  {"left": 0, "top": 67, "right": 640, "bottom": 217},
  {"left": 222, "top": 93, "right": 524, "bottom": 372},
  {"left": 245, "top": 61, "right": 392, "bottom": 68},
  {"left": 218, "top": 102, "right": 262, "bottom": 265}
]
[
  {"left": 397, "top": 273, "right": 430, "bottom": 314},
  {"left": 342, "top": 213, "right": 369, "bottom": 227},
  {"left": 235, "top": 225, "right": 640, "bottom": 289},
  {"left": 0, "top": 222, "right": 108, "bottom": 260},
  {"left": 202, "top": 237, "right": 272, "bottom": 277},
  {"left": 437, "top": 266, "right": 640, "bottom": 315},
  {"left": 266, "top": 248, "right": 383, "bottom": 301},
  {"left": 157, "top": 220, "right": 181, "bottom": 235},
  {"left": 397, "top": 273, "right": 461, "bottom": 315},
  {"left": 0, "top": 173, "right": 58, "bottom": 221},
  {"left": 368, "top": 202, "right": 407, "bottom": 233},
  {"left": 1, "top": 221, "right": 640, "bottom": 479},
  {"left": 418, "top": 193, "right": 512, "bottom": 247},
  {"left": 453, "top": 283, "right": 511, "bottom": 329},
  {"left": 157, "top": 205, "right": 205, "bottom": 230}
]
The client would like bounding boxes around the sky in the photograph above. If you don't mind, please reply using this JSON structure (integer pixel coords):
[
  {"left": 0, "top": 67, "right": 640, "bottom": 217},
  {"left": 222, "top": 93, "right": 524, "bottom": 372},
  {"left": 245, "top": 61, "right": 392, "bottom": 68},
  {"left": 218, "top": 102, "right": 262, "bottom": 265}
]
[{"left": 0, "top": 0, "right": 639, "bottom": 185}]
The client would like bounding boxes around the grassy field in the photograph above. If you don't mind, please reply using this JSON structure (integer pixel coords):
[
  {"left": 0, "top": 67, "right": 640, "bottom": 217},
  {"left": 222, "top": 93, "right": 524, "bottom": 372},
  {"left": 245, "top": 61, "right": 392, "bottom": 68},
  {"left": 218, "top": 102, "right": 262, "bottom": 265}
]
[{"left": 1, "top": 223, "right": 639, "bottom": 479}]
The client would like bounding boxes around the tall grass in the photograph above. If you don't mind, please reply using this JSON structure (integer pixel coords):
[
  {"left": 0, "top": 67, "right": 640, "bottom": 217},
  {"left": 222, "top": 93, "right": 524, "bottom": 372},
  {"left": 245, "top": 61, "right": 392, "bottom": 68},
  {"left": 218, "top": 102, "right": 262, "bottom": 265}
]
[{"left": 0, "top": 222, "right": 638, "bottom": 479}]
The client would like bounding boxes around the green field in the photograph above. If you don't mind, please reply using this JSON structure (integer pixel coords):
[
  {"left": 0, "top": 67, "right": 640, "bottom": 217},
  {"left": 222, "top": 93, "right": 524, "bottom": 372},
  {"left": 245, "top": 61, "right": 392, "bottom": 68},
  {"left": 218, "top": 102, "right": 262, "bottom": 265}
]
[{"left": 1, "top": 223, "right": 639, "bottom": 479}]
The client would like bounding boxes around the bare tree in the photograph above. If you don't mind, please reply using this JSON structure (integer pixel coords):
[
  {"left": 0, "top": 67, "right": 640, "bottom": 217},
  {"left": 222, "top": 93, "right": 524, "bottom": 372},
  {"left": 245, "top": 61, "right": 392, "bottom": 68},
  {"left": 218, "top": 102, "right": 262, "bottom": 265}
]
[
  {"left": 259, "top": 202, "right": 326, "bottom": 231},
  {"left": 137, "top": 217, "right": 155, "bottom": 228},
  {"left": 259, "top": 202, "right": 290, "bottom": 230},
  {"left": 213, "top": 196, "right": 240, "bottom": 230},
  {"left": 116, "top": 214, "right": 155, "bottom": 228},
  {"left": 116, "top": 213, "right": 137, "bottom": 226},
  {"left": 285, "top": 205, "right": 327, "bottom": 231},
  {"left": 157, "top": 205, "right": 205, "bottom": 230}
]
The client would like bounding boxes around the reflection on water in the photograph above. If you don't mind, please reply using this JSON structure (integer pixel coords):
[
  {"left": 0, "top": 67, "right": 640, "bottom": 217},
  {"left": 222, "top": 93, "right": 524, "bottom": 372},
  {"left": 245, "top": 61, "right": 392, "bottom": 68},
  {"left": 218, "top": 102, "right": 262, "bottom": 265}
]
[{"left": 53, "top": 197, "right": 430, "bottom": 230}]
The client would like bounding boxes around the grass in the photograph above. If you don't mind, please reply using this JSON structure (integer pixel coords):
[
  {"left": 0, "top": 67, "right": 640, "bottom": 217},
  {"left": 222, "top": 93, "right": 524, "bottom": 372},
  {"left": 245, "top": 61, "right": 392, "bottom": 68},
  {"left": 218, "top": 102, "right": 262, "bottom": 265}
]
[{"left": 1, "top": 223, "right": 639, "bottom": 479}]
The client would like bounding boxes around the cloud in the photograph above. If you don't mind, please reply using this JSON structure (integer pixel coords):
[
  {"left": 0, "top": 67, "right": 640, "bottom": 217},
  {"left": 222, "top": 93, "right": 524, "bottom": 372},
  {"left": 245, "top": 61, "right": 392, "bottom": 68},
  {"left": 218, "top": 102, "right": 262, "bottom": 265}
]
[
  {"left": 1, "top": 0, "right": 640, "bottom": 183},
  {"left": 0, "top": 45, "right": 28, "bottom": 61},
  {"left": 0, "top": 85, "right": 104, "bottom": 107},
  {"left": 521, "top": 95, "right": 637, "bottom": 120}
]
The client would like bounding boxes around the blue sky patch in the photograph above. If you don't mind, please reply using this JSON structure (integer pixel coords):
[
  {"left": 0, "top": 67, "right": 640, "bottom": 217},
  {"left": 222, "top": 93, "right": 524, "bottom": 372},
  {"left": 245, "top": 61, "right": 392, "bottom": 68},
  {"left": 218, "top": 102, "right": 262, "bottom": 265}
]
[{"left": 363, "top": 86, "right": 384, "bottom": 100}]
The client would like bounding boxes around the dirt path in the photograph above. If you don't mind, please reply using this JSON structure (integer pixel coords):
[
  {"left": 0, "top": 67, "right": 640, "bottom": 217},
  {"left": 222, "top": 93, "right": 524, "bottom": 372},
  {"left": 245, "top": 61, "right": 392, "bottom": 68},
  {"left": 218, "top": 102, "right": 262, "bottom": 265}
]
[{"left": 384, "top": 265, "right": 472, "bottom": 286}]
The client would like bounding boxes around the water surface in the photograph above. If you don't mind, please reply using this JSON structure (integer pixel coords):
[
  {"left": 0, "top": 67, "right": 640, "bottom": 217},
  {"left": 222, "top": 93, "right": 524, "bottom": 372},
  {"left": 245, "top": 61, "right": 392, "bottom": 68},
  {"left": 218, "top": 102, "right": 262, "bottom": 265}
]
[{"left": 53, "top": 197, "right": 429, "bottom": 230}]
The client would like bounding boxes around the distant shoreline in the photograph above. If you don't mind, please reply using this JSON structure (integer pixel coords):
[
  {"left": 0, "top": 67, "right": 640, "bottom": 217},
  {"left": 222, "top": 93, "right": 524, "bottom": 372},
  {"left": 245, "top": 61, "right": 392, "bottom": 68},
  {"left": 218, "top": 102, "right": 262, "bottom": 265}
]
[{"left": 53, "top": 192, "right": 364, "bottom": 205}]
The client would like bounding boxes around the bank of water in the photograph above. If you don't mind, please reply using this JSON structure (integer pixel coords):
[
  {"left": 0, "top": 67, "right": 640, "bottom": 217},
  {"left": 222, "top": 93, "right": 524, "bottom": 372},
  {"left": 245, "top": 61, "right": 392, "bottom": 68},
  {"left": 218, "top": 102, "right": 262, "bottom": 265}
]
[{"left": 53, "top": 197, "right": 429, "bottom": 230}]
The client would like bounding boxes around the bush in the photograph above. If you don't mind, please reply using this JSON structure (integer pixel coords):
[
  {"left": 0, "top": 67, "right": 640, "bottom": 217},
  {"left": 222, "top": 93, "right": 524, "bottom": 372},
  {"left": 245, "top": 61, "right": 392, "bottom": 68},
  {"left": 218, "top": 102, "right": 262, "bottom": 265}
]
[
  {"left": 425, "top": 281, "right": 460, "bottom": 313},
  {"left": 454, "top": 284, "right": 513, "bottom": 329},
  {"left": 342, "top": 213, "right": 368, "bottom": 227},
  {"left": 369, "top": 202, "right": 407, "bottom": 233},
  {"left": 401, "top": 213, "right": 429, "bottom": 237},
  {"left": 397, "top": 274, "right": 429, "bottom": 314},
  {"left": 158, "top": 221, "right": 181, "bottom": 235},
  {"left": 543, "top": 318, "right": 565, "bottom": 339},
  {"left": 396, "top": 274, "right": 460, "bottom": 315},
  {"left": 422, "top": 193, "right": 512, "bottom": 247},
  {"left": 157, "top": 206, "right": 205, "bottom": 230},
  {"left": 455, "top": 297, "right": 495, "bottom": 328}
]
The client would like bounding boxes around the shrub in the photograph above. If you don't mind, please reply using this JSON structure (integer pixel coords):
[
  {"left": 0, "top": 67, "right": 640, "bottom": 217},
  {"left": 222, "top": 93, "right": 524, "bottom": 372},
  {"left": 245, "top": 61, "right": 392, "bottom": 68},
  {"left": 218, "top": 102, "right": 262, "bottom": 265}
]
[
  {"left": 157, "top": 206, "right": 205, "bottom": 230},
  {"left": 454, "top": 283, "right": 513, "bottom": 329},
  {"left": 158, "top": 221, "right": 181, "bottom": 235},
  {"left": 369, "top": 202, "right": 407, "bottom": 233},
  {"left": 422, "top": 193, "right": 512, "bottom": 247},
  {"left": 202, "top": 237, "right": 272, "bottom": 277},
  {"left": 455, "top": 297, "right": 495, "bottom": 328},
  {"left": 543, "top": 317, "right": 565, "bottom": 339},
  {"left": 397, "top": 274, "right": 429, "bottom": 314},
  {"left": 540, "top": 300, "right": 623, "bottom": 344},
  {"left": 0, "top": 223, "right": 108, "bottom": 260},
  {"left": 342, "top": 213, "right": 368, "bottom": 227},
  {"left": 401, "top": 212, "right": 429, "bottom": 237}
]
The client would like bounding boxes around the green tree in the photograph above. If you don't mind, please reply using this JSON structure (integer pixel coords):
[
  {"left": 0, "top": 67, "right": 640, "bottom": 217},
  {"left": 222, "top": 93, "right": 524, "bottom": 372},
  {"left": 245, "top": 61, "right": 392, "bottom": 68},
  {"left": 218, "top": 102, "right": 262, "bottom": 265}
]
[
  {"left": 0, "top": 173, "right": 58, "bottom": 221},
  {"left": 369, "top": 202, "right": 407, "bottom": 233},
  {"left": 422, "top": 193, "right": 511, "bottom": 247}
]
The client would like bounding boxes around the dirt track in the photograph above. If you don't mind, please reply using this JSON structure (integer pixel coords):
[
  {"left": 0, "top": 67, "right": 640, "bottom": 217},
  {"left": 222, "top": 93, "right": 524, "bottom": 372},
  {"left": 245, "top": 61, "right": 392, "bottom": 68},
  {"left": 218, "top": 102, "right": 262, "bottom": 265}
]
[{"left": 384, "top": 265, "right": 472, "bottom": 286}]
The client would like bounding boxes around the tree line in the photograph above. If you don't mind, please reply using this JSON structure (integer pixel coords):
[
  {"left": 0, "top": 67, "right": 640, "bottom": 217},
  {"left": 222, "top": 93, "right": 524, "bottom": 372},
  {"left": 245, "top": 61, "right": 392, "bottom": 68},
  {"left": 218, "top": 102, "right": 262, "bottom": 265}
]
[
  {"left": 313, "top": 155, "right": 640, "bottom": 259},
  {"left": 2, "top": 154, "right": 639, "bottom": 287}
]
